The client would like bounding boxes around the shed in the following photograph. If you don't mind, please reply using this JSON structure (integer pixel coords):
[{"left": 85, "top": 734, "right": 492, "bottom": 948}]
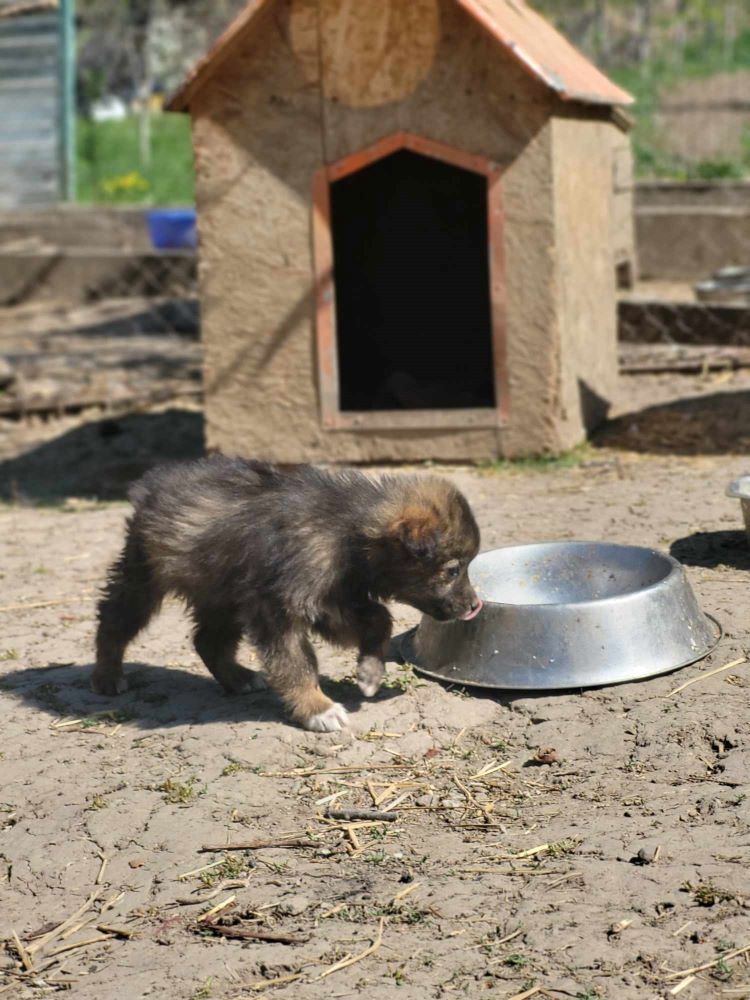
[
  {"left": 0, "top": 0, "right": 65, "bottom": 207},
  {"left": 168, "top": 0, "right": 635, "bottom": 462}
]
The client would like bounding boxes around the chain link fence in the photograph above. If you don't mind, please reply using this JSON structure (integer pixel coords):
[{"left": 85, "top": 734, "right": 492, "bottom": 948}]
[{"left": 0, "top": 0, "right": 748, "bottom": 456}]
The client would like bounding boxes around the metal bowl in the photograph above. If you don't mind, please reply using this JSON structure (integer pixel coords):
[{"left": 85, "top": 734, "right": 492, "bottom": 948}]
[
  {"left": 404, "top": 541, "right": 719, "bottom": 690},
  {"left": 727, "top": 476, "right": 750, "bottom": 544}
]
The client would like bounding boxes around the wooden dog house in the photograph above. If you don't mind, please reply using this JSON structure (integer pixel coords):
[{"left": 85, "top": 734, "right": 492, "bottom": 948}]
[{"left": 168, "top": 0, "right": 634, "bottom": 462}]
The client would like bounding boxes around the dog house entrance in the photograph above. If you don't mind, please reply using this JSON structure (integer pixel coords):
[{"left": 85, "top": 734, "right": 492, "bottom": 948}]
[{"left": 329, "top": 148, "right": 496, "bottom": 414}]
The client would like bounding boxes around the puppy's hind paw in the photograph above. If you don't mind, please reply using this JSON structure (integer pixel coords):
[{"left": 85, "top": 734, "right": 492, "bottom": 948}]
[
  {"left": 357, "top": 655, "right": 385, "bottom": 698},
  {"left": 91, "top": 671, "right": 128, "bottom": 696},
  {"left": 305, "top": 702, "right": 349, "bottom": 733}
]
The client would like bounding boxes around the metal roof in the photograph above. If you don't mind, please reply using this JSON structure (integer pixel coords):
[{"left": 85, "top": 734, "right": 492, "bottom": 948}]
[{"left": 167, "top": 0, "right": 633, "bottom": 113}]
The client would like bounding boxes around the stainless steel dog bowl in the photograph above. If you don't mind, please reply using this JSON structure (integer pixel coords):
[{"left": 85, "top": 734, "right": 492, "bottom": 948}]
[
  {"left": 406, "top": 541, "right": 719, "bottom": 690},
  {"left": 727, "top": 476, "right": 750, "bottom": 544}
]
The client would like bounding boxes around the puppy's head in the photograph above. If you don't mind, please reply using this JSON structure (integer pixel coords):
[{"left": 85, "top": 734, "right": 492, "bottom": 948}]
[{"left": 371, "top": 477, "right": 482, "bottom": 622}]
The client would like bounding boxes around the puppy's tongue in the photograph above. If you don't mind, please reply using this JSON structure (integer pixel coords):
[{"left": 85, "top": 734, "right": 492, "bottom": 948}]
[{"left": 460, "top": 598, "right": 483, "bottom": 621}]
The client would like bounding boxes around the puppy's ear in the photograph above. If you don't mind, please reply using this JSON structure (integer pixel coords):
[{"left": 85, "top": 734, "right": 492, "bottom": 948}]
[{"left": 390, "top": 505, "right": 441, "bottom": 560}]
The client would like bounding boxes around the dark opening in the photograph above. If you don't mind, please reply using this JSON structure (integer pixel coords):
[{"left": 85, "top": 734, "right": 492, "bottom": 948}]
[{"left": 329, "top": 149, "right": 496, "bottom": 412}]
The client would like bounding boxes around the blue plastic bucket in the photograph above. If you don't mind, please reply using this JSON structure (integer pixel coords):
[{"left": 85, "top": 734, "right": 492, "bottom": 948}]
[{"left": 146, "top": 208, "right": 197, "bottom": 250}]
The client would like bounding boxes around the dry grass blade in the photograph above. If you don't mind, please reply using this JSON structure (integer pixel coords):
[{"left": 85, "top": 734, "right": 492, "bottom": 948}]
[
  {"left": 26, "top": 889, "right": 103, "bottom": 955},
  {"left": 495, "top": 844, "right": 550, "bottom": 861},
  {"left": 96, "top": 925, "right": 133, "bottom": 939},
  {"left": 11, "top": 931, "right": 33, "bottom": 972},
  {"left": 197, "top": 895, "right": 236, "bottom": 923},
  {"left": 96, "top": 853, "right": 108, "bottom": 885},
  {"left": 547, "top": 871, "right": 583, "bottom": 888},
  {"left": 46, "top": 934, "right": 114, "bottom": 958},
  {"left": 241, "top": 972, "right": 304, "bottom": 992},
  {"left": 469, "top": 760, "right": 513, "bottom": 780},
  {"left": 199, "top": 837, "right": 313, "bottom": 853},
  {"left": 665, "top": 941, "right": 750, "bottom": 979},
  {"left": 664, "top": 657, "right": 747, "bottom": 697},
  {"left": 313, "top": 917, "right": 385, "bottom": 980},
  {"left": 669, "top": 975, "right": 696, "bottom": 995},
  {"left": 0, "top": 595, "right": 93, "bottom": 613},
  {"left": 508, "top": 986, "right": 542, "bottom": 1000},
  {"left": 391, "top": 882, "right": 421, "bottom": 905}
]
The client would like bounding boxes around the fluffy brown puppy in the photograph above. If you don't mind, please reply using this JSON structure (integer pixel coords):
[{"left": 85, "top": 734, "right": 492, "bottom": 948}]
[{"left": 93, "top": 457, "right": 482, "bottom": 731}]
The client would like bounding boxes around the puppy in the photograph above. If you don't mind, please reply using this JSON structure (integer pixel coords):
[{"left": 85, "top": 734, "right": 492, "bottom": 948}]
[{"left": 93, "top": 456, "right": 482, "bottom": 731}]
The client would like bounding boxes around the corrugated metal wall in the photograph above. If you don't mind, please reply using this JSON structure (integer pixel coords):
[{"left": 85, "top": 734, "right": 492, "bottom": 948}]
[{"left": 0, "top": 4, "right": 60, "bottom": 207}]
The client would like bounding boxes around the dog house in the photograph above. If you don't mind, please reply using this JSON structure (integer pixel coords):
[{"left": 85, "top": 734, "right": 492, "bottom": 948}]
[{"left": 168, "top": 0, "right": 634, "bottom": 462}]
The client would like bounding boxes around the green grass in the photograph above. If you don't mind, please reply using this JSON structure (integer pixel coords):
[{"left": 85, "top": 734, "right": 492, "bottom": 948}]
[
  {"left": 609, "top": 28, "right": 750, "bottom": 179},
  {"left": 76, "top": 113, "right": 195, "bottom": 205},
  {"left": 478, "top": 443, "right": 591, "bottom": 474}
]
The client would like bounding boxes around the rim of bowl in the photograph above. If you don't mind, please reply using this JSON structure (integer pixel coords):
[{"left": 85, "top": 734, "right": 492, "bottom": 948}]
[{"left": 469, "top": 540, "right": 684, "bottom": 611}]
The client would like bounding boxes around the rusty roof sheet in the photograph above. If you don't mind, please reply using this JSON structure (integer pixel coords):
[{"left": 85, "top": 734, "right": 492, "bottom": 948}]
[
  {"left": 167, "top": 0, "right": 633, "bottom": 113},
  {"left": 457, "top": 0, "right": 633, "bottom": 106}
]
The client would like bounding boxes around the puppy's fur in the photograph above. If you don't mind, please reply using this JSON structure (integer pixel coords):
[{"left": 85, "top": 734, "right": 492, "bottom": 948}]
[{"left": 94, "top": 457, "right": 481, "bottom": 731}]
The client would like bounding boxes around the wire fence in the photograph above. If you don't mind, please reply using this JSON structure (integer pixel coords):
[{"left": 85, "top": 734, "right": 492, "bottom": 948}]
[{"left": 0, "top": 0, "right": 748, "bottom": 439}]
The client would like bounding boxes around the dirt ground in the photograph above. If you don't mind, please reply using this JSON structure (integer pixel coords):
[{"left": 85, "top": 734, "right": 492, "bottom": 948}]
[{"left": 2, "top": 365, "right": 750, "bottom": 999}]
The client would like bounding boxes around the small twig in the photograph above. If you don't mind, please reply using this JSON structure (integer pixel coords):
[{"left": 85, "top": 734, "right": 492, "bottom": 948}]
[
  {"left": 453, "top": 775, "right": 494, "bottom": 824},
  {"left": 96, "top": 853, "right": 108, "bottom": 885},
  {"left": 96, "top": 925, "right": 133, "bottom": 939},
  {"left": 199, "top": 837, "right": 313, "bottom": 853},
  {"left": 325, "top": 809, "right": 398, "bottom": 822},
  {"left": 313, "top": 917, "right": 385, "bottom": 980},
  {"left": 664, "top": 656, "right": 747, "bottom": 697},
  {"left": 672, "top": 921, "right": 692, "bottom": 937},
  {"left": 197, "top": 923, "right": 308, "bottom": 945},
  {"left": 265, "top": 764, "right": 413, "bottom": 778},
  {"left": 665, "top": 941, "right": 750, "bottom": 980}
]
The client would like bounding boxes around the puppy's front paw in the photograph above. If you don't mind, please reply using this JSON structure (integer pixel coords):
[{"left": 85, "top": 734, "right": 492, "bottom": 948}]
[
  {"left": 91, "top": 671, "right": 128, "bottom": 696},
  {"left": 357, "top": 655, "right": 385, "bottom": 698},
  {"left": 305, "top": 702, "right": 349, "bottom": 732},
  {"left": 221, "top": 665, "right": 268, "bottom": 694}
]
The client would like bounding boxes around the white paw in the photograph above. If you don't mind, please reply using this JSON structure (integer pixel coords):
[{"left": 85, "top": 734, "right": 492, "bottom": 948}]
[
  {"left": 358, "top": 676, "right": 381, "bottom": 698},
  {"left": 115, "top": 676, "right": 129, "bottom": 694},
  {"left": 305, "top": 702, "right": 349, "bottom": 732}
]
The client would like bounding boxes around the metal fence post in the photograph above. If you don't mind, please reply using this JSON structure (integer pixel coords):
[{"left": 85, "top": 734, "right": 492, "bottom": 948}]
[{"left": 59, "top": 0, "right": 76, "bottom": 201}]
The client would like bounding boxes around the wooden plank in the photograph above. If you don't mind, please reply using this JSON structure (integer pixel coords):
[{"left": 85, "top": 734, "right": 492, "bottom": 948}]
[
  {"left": 311, "top": 166, "right": 339, "bottom": 429},
  {"left": 487, "top": 167, "right": 510, "bottom": 422},
  {"left": 0, "top": 32, "right": 56, "bottom": 47},
  {"left": 324, "top": 408, "right": 501, "bottom": 432},
  {"left": 0, "top": 75, "right": 57, "bottom": 90}
]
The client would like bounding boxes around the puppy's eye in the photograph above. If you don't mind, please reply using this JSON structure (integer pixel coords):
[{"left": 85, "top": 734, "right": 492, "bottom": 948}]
[{"left": 445, "top": 562, "right": 460, "bottom": 580}]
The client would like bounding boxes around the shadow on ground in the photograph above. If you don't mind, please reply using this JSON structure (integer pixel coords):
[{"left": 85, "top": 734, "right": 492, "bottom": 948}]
[
  {"left": 671, "top": 530, "right": 750, "bottom": 571},
  {"left": 595, "top": 389, "right": 750, "bottom": 454},
  {"left": 0, "top": 660, "right": 404, "bottom": 731},
  {"left": 0, "top": 408, "right": 204, "bottom": 501}
]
